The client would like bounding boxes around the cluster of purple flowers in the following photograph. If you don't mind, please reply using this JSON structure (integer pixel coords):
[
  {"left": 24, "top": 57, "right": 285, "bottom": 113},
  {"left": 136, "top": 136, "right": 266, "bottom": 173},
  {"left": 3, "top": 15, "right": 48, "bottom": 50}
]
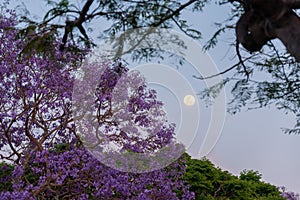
[
  {"left": 1, "top": 147, "right": 194, "bottom": 199},
  {"left": 280, "top": 187, "right": 300, "bottom": 200},
  {"left": 0, "top": 7, "right": 194, "bottom": 199}
]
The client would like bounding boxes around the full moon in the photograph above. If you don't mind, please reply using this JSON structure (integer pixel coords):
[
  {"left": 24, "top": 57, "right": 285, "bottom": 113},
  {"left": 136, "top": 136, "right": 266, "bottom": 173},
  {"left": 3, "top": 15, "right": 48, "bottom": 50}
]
[{"left": 183, "top": 95, "right": 195, "bottom": 106}]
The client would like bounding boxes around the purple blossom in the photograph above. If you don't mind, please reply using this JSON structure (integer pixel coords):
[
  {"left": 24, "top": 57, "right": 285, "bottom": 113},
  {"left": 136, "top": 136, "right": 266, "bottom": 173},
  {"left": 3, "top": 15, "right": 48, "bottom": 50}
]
[
  {"left": 0, "top": 7, "right": 194, "bottom": 200},
  {"left": 280, "top": 186, "right": 300, "bottom": 200}
]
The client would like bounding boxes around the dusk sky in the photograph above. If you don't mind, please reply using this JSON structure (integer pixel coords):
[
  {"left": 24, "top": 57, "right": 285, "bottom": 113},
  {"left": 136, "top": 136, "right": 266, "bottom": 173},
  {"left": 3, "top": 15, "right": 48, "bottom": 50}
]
[{"left": 6, "top": 0, "right": 300, "bottom": 193}]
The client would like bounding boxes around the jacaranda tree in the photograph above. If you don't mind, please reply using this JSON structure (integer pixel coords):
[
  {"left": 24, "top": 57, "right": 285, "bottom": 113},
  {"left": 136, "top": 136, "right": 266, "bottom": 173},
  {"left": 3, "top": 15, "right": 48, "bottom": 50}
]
[{"left": 0, "top": 8, "right": 194, "bottom": 199}]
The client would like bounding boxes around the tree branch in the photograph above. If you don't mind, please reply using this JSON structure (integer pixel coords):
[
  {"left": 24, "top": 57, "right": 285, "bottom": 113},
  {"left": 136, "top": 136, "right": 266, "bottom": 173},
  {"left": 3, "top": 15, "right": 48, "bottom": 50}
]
[
  {"left": 193, "top": 55, "right": 254, "bottom": 80},
  {"left": 153, "top": 0, "right": 197, "bottom": 27},
  {"left": 236, "top": 40, "right": 250, "bottom": 81},
  {"left": 60, "top": 0, "right": 94, "bottom": 50},
  {"left": 283, "top": 0, "right": 300, "bottom": 9}
]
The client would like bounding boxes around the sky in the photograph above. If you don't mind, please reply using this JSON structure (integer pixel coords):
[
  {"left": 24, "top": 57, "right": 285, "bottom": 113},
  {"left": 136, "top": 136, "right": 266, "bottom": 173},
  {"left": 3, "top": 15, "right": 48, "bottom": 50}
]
[
  {"left": 4, "top": 0, "right": 300, "bottom": 193},
  {"left": 184, "top": 3, "right": 300, "bottom": 193}
]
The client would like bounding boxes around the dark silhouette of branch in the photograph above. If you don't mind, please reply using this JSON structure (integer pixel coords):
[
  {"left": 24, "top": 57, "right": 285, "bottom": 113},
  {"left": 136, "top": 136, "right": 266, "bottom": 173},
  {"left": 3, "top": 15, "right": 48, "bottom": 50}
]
[
  {"left": 59, "top": 0, "right": 94, "bottom": 51},
  {"left": 153, "top": 0, "right": 197, "bottom": 27},
  {"left": 236, "top": 39, "right": 250, "bottom": 81},
  {"left": 193, "top": 55, "right": 254, "bottom": 80},
  {"left": 57, "top": 0, "right": 197, "bottom": 51},
  {"left": 231, "top": 0, "right": 300, "bottom": 62},
  {"left": 280, "top": 0, "right": 300, "bottom": 9},
  {"left": 230, "top": 0, "right": 300, "bottom": 9}
]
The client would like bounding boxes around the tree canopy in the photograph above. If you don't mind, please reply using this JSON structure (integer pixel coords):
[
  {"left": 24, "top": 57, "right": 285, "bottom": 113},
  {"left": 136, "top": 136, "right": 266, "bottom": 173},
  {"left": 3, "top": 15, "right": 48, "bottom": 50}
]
[
  {"left": 1, "top": 152, "right": 297, "bottom": 199},
  {"left": 184, "top": 154, "right": 287, "bottom": 199},
  {"left": 11, "top": 0, "right": 300, "bottom": 133}
]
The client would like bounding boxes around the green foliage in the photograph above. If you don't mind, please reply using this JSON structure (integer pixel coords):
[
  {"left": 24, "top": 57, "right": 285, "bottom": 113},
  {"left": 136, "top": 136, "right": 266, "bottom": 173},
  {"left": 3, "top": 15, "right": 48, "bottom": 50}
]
[
  {"left": 50, "top": 143, "right": 71, "bottom": 153},
  {"left": 0, "top": 162, "right": 14, "bottom": 192},
  {"left": 203, "top": 26, "right": 226, "bottom": 51},
  {"left": 24, "top": 164, "right": 40, "bottom": 185},
  {"left": 44, "top": 0, "right": 71, "bottom": 21},
  {"left": 184, "top": 154, "right": 284, "bottom": 200},
  {"left": 16, "top": 0, "right": 207, "bottom": 63},
  {"left": 0, "top": 153, "right": 287, "bottom": 199},
  {"left": 240, "top": 169, "right": 261, "bottom": 182}
]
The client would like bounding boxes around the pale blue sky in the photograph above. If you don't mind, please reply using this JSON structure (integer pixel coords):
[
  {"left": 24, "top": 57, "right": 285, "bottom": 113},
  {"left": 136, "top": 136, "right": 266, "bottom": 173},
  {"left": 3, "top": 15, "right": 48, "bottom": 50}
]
[
  {"left": 4, "top": 0, "right": 300, "bottom": 193},
  {"left": 184, "top": 3, "right": 300, "bottom": 193}
]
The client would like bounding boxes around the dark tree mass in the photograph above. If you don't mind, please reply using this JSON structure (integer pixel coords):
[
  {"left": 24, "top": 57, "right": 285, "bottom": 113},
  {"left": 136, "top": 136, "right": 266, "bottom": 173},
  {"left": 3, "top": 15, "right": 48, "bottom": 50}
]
[{"left": 232, "top": 0, "right": 300, "bottom": 61}]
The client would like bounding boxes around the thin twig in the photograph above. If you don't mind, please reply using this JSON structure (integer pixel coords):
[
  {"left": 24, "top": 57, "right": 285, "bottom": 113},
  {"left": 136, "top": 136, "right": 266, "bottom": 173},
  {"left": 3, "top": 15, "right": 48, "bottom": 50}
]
[
  {"left": 193, "top": 55, "right": 253, "bottom": 80},
  {"left": 269, "top": 41, "right": 289, "bottom": 81},
  {"left": 236, "top": 40, "right": 250, "bottom": 81}
]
